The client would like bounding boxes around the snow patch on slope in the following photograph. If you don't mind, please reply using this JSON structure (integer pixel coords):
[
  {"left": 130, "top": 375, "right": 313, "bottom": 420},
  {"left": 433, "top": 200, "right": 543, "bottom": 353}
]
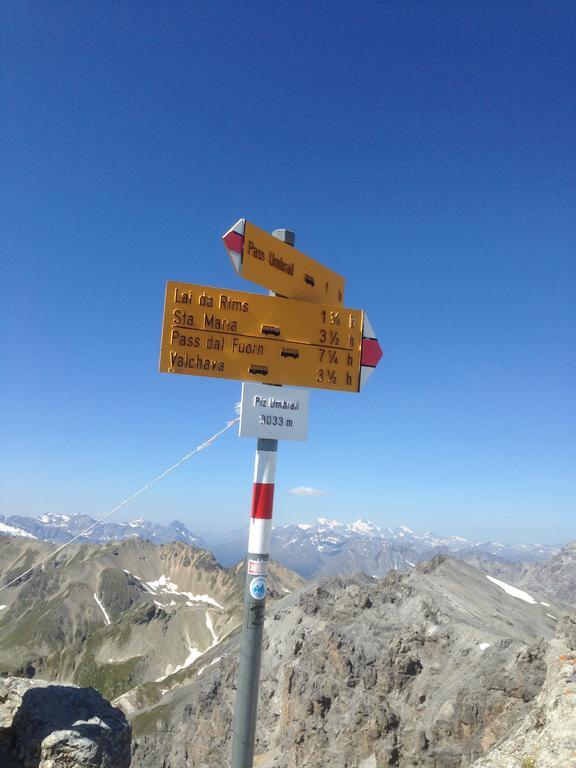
[
  {"left": 206, "top": 611, "right": 218, "bottom": 644},
  {"left": 93, "top": 593, "right": 111, "bottom": 625},
  {"left": 485, "top": 575, "right": 537, "bottom": 604},
  {"left": 156, "top": 645, "right": 203, "bottom": 681},
  {"left": 145, "top": 574, "right": 223, "bottom": 608},
  {"left": 156, "top": 609, "right": 221, "bottom": 682}
]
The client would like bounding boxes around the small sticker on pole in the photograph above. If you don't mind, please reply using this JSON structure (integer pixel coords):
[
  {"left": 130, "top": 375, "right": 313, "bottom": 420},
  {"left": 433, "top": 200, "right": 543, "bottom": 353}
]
[
  {"left": 249, "top": 577, "right": 267, "bottom": 600},
  {"left": 248, "top": 559, "right": 269, "bottom": 576}
]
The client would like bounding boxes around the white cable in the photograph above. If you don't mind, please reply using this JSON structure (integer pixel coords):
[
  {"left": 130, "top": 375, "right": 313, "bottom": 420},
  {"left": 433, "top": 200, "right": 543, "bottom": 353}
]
[{"left": 0, "top": 417, "right": 239, "bottom": 593}]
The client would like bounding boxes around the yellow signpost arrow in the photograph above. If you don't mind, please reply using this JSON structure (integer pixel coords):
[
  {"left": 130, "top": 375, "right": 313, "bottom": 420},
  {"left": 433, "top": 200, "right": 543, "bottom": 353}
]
[
  {"left": 158, "top": 281, "right": 379, "bottom": 392},
  {"left": 223, "top": 219, "right": 345, "bottom": 305}
]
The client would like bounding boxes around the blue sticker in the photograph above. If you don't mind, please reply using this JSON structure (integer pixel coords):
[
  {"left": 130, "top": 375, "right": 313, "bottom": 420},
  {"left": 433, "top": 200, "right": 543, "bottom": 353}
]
[{"left": 249, "top": 576, "right": 267, "bottom": 601}]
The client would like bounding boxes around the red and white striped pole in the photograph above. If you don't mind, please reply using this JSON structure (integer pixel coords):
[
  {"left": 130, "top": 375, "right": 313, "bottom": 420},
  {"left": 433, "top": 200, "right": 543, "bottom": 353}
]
[
  {"left": 248, "top": 440, "right": 277, "bottom": 559},
  {"left": 231, "top": 230, "right": 292, "bottom": 768},
  {"left": 230, "top": 438, "right": 277, "bottom": 768}
]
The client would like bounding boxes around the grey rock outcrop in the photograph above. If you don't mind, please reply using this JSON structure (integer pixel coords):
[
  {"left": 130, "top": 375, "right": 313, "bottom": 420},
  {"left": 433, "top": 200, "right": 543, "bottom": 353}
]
[
  {"left": 0, "top": 676, "right": 131, "bottom": 767},
  {"left": 471, "top": 615, "right": 576, "bottom": 768}
]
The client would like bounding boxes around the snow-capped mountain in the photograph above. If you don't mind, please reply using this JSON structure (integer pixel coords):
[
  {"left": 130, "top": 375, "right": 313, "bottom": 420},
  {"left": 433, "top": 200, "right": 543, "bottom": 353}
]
[
  {"left": 0, "top": 513, "right": 561, "bottom": 580},
  {"left": 0, "top": 521, "right": 37, "bottom": 539},
  {"left": 205, "top": 518, "right": 561, "bottom": 578},
  {"left": 0, "top": 513, "right": 204, "bottom": 548}
]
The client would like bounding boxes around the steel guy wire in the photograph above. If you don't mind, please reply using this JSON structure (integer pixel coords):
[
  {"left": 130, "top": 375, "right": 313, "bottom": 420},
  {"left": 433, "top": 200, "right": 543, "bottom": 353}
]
[{"left": 0, "top": 416, "right": 240, "bottom": 593}]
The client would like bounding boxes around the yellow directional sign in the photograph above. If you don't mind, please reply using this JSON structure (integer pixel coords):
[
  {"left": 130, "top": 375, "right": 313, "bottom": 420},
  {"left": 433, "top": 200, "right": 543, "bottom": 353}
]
[
  {"left": 159, "top": 282, "right": 364, "bottom": 392},
  {"left": 161, "top": 281, "right": 362, "bottom": 348},
  {"left": 223, "top": 219, "right": 345, "bottom": 305}
]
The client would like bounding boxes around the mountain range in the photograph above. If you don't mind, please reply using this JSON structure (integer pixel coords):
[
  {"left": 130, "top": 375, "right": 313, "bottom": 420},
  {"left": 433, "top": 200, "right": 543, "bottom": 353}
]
[
  {"left": 207, "top": 518, "right": 560, "bottom": 578},
  {"left": 0, "top": 513, "right": 560, "bottom": 581},
  {"left": 0, "top": 513, "right": 204, "bottom": 547},
  {"left": 0, "top": 536, "right": 302, "bottom": 699},
  {"left": 0, "top": 529, "right": 574, "bottom": 766}
]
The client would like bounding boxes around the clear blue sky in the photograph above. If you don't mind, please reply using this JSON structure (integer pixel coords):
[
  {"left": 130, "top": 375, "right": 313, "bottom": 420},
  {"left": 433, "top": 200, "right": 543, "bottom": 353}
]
[{"left": 1, "top": 2, "right": 574, "bottom": 544}]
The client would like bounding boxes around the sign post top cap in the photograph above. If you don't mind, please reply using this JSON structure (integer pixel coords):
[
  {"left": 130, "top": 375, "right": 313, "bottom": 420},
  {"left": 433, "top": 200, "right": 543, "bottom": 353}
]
[{"left": 271, "top": 228, "right": 295, "bottom": 247}]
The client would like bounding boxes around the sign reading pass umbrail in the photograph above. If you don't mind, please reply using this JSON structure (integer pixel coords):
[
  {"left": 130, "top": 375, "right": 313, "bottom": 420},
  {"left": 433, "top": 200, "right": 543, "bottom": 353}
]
[
  {"left": 239, "top": 383, "right": 309, "bottom": 441},
  {"left": 223, "top": 219, "right": 345, "bottom": 305}
]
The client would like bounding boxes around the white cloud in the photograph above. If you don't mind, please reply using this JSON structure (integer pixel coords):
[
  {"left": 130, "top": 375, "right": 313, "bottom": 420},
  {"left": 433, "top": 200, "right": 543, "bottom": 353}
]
[{"left": 288, "top": 486, "right": 329, "bottom": 497}]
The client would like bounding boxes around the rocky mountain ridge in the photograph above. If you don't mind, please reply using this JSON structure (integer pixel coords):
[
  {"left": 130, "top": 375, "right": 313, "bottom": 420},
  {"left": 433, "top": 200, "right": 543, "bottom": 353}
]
[
  {"left": 471, "top": 615, "right": 576, "bottom": 768},
  {"left": 464, "top": 540, "right": 576, "bottom": 610},
  {"left": 2, "top": 513, "right": 571, "bottom": 613},
  {"left": 129, "top": 556, "right": 571, "bottom": 768},
  {"left": 0, "top": 536, "right": 302, "bottom": 702}
]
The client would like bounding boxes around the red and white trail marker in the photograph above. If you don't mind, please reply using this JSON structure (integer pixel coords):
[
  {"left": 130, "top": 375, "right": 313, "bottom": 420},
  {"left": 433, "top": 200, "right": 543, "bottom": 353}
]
[
  {"left": 223, "top": 218, "right": 245, "bottom": 274},
  {"left": 360, "top": 314, "right": 383, "bottom": 390}
]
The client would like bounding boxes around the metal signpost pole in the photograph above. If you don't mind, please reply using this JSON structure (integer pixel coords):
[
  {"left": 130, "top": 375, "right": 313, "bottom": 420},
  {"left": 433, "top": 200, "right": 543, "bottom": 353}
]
[
  {"left": 158, "top": 217, "right": 382, "bottom": 765},
  {"left": 230, "top": 436, "right": 277, "bottom": 768},
  {"left": 230, "top": 229, "right": 293, "bottom": 768}
]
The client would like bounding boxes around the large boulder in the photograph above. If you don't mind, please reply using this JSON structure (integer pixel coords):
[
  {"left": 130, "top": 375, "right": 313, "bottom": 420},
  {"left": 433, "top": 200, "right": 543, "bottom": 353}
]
[{"left": 0, "top": 676, "right": 131, "bottom": 767}]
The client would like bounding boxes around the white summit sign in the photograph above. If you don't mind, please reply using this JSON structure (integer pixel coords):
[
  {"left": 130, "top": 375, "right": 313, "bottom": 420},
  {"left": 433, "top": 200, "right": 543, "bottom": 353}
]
[{"left": 239, "top": 383, "right": 309, "bottom": 441}]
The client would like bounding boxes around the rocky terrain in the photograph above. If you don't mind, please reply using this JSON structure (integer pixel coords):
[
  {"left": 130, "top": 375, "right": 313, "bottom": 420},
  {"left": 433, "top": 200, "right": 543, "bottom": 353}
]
[
  {"left": 129, "top": 556, "right": 570, "bottom": 768},
  {"left": 0, "top": 537, "right": 302, "bottom": 700},
  {"left": 465, "top": 541, "right": 576, "bottom": 610},
  {"left": 471, "top": 615, "right": 576, "bottom": 768},
  {"left": 0, "top": 676, "right": 131, "bottom": 767},
  {"left": 0, "top": 532, "right": 573, "bottom": 767}
]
